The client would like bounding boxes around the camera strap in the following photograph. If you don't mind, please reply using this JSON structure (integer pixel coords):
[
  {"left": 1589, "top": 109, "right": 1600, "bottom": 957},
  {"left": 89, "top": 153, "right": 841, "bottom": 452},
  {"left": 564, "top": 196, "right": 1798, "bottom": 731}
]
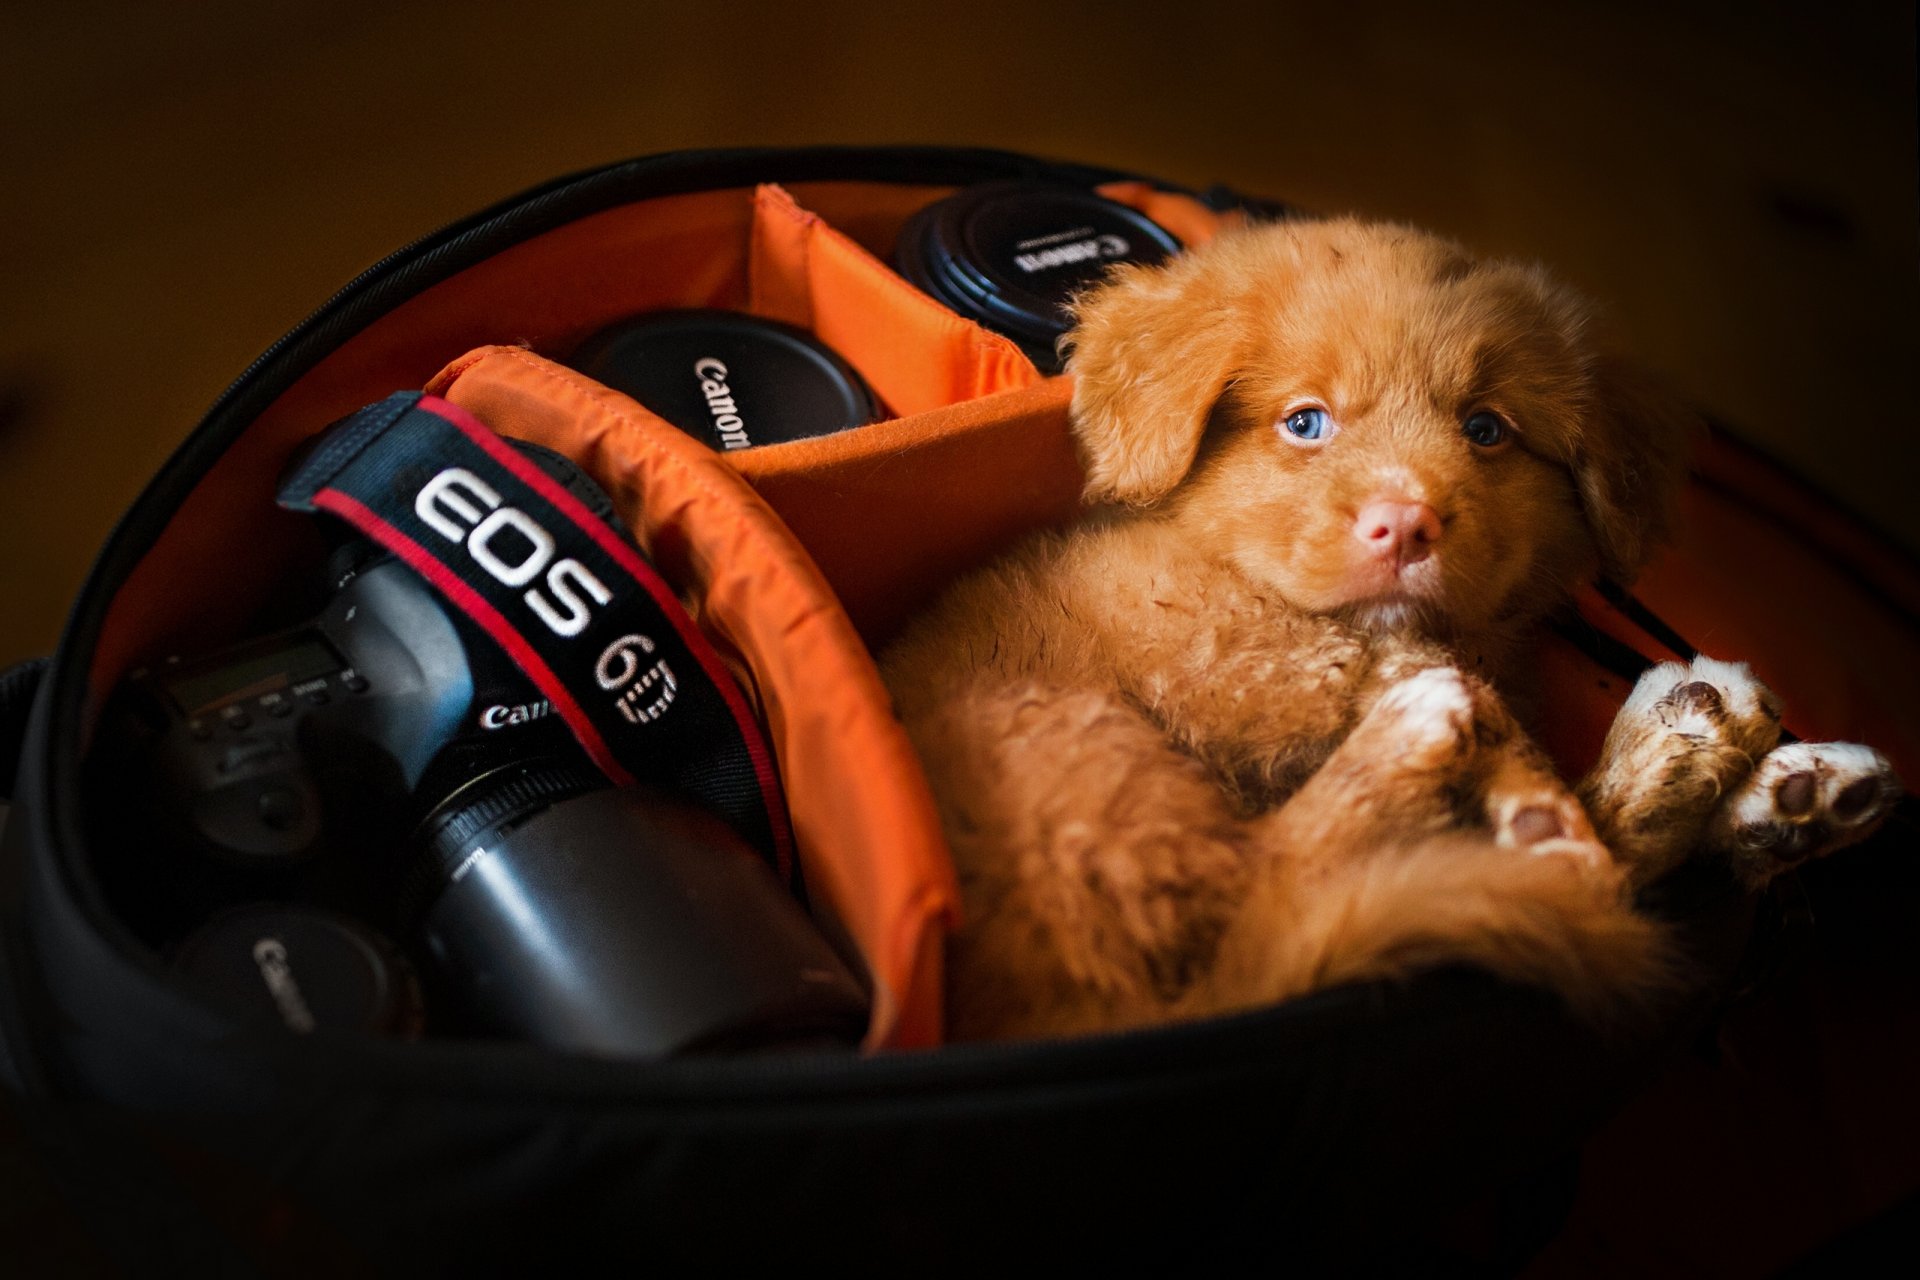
[{"left": 277, "top": 391, "right": 794, "bottom": 882}]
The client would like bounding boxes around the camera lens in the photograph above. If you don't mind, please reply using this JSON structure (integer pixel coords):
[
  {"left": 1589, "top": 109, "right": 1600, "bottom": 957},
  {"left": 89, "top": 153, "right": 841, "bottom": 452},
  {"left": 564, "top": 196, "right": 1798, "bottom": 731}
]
[
  {"left": 569, "top": 310, "right": 880, "bottom": 451},
  {"left": 893, "top": 182, "right": 1184, "bottom": 372},
  {"left": 172, "top": 904, "right": 425, "bottom": 1037},
  {"left": 415, "top": 760, "right": 869, "bottom": 1058}
]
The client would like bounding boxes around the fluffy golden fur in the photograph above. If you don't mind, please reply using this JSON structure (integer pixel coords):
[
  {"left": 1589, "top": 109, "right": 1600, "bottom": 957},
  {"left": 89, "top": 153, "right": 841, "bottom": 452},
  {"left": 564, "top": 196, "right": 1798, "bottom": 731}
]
[{"left": 880, "top": 216, "right": 1900, "bottom": 1042}]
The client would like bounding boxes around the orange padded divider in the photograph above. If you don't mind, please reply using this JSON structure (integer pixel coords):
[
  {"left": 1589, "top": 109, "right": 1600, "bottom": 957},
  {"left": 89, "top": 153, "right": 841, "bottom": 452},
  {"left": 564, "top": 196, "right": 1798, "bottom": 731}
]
[
  {"left": 779, "top": 181, "right": 962, "bottom": 262},
  {"left": 729, "top": 377, "right": 1082, "bottom": 645},
  {"left": 425, "top": 345, "right": 961, "bottom": 1051},
  {"left": 84, "top": 180, "right": 1020, "bottom": 696},
  {"left": 749, "top": 183, "right": 1045, "bottom": 416}
]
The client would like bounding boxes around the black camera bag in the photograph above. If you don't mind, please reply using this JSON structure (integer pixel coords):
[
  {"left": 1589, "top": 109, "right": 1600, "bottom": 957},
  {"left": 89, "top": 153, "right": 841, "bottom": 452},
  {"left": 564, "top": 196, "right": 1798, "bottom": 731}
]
[{"left": 0, "top": 145, "right": 1857, "bottom": 1274}]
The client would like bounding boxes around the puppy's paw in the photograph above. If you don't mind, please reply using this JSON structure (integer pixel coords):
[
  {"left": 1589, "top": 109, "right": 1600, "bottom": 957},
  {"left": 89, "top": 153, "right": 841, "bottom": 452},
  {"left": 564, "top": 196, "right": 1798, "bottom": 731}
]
[
  {"left": 1365, "top": 667, "right": 1475, "bottom": 768},
  {"left": 1581, "top": 656, "right": 1786, "bottom": 877},
  {"left": 1709, "top": 741, "right": 1903, "bottom": 888}
]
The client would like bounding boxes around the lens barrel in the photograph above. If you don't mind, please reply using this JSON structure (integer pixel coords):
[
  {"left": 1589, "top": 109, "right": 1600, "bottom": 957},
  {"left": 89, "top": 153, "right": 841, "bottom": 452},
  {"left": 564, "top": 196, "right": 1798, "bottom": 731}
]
[
  {"left": 417, "top": 761, "right": 869, "bottom": 1057},
  {"left": 893, "top": 182, "right": 1183, "bottom": 371},
  {"left": 570, "top": 310, "right": 879, "bottom": 451}
]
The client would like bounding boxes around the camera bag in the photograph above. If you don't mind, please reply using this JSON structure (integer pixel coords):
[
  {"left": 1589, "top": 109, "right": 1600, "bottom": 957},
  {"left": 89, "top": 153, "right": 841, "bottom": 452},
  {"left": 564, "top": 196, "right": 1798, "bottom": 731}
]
[{"left": 2, "top": 145, "right": 1916, "bottom": 1273}]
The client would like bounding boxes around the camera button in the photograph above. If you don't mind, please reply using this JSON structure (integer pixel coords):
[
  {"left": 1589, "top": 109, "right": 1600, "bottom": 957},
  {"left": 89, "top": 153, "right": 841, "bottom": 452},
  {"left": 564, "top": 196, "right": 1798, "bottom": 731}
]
[
  {"left": 187, "top": 718, "right": 213, "bottom": 741},
  {"left": 302, "top": 688, "right": 331, "bottom": 706},
  {"left": 260, "top": 692, "right": 294, "bottom": 718},
  {"left": 341, "top": 670, "right": 368, "bottom": 693},
  {"left": 256, "top": 785, "right": 305, "bottom": 831},
  {"left": 221, "top": 706, "right": 252, "bottom": 731}
]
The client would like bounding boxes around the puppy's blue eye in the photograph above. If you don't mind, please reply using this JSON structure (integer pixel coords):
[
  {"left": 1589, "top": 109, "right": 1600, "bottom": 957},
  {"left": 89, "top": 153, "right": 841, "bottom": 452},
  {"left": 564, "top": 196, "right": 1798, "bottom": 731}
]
[
  {"left": 1283, "top": 408, "right": 1331, "bottom": 440},
  {"left": 1463, "top": 411, "right": 1508, "bottom": 447}
]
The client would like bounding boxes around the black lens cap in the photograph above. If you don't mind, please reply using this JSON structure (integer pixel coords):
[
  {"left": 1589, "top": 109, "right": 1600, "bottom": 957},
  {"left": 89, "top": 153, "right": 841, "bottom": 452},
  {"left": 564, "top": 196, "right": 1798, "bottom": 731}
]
[
  {"left": 173, "top": 904, "right": 425, "bottom": 1037},
  {"left": 569, "top": 310, "right": 880, "bottom": 451},
  {"left": 894, "top": 182, "right": 1184, "bottom": 371}
]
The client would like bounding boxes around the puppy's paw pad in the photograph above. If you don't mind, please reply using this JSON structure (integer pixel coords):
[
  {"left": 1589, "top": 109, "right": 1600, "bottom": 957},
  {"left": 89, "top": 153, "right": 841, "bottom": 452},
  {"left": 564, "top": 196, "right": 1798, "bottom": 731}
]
[
  {"left": 1666, "top": 680, "right": 1724, "bottom": 718},
  {"left": 1494, "top": 793, "right": 1606, "bottom": 865},
  {"left": 1612, "top": 656, "right": 1783, "bottom": 761},
  {"left": 1654, "top": 658, "right": 1777, "bottom": 740},
  {"left": 1714, "top": 741, "right": 1904, "bottom": 885},
  {"left": 1509, "top": 804, "right": 1566, "bottom": 845},
  {"left": 1678, "top": 657, "right": 1782, "bottom": 724}
]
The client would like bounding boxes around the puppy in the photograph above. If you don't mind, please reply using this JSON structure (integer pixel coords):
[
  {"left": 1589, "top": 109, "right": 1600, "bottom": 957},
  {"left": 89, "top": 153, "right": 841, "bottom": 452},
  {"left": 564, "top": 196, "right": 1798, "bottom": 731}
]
[{"left": 879, "top": 216, "right": 1901, "bottom": 1042}]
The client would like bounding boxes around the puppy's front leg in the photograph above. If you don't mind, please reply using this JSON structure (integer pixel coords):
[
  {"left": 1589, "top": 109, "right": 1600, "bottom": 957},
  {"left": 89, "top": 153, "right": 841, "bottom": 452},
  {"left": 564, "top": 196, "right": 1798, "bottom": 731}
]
[
  {"left": 1262, "top": 666, "right": 1609, "bottom": 864},
  {"left": 1201, "top": 666, "right": 1645, "bottom": 1023},
  {"left": 1257, "top": 666, "right": 1481, "bottom": 851}
]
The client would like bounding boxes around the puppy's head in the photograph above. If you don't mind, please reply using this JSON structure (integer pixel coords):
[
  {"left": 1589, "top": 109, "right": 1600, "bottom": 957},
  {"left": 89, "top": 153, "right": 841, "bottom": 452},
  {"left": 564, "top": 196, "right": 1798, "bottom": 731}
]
[{"left": 1065, "top": 217, "right": 1698, "bottom": 639}]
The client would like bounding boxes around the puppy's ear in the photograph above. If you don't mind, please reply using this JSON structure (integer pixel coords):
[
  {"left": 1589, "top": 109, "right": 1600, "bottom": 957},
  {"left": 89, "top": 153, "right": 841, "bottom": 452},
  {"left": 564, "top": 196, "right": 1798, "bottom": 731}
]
[
  {"left": 1575, "top": 356, "right": 1703, "bottom": 583},
  {"left": 1063, "top": 250, "right": 1246, "bottom": 506}
]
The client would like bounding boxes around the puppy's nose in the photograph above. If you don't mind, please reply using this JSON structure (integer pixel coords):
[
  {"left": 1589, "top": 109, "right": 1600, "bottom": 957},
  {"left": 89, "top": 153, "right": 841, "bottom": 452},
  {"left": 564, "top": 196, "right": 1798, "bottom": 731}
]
[{"left": 1353, "top": 499, "right": 1444, "bottom": 565}]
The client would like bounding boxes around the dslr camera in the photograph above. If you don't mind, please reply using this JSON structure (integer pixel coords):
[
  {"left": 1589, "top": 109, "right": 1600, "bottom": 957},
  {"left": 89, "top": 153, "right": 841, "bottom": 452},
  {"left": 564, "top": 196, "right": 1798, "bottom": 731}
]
[{"left": 92, "top": 434, "right": 869, "bottom": 1057}]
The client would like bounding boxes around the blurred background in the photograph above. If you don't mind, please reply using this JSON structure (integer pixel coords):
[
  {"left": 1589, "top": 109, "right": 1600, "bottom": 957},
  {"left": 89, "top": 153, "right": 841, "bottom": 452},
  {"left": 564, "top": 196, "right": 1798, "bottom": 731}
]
[{"left": 2, "top": 0, "right": 1915, "bottom": 1272}]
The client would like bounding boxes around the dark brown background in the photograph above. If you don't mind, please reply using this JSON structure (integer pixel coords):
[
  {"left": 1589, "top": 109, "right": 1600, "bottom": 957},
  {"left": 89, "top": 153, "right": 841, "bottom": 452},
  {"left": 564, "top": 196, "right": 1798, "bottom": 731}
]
[{"left": 2, "top": 1, "right": 1916, "bottom": 1272}]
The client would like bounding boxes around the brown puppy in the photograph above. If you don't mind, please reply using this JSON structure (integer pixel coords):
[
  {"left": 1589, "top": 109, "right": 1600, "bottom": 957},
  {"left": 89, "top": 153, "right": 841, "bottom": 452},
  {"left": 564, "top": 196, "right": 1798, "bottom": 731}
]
[{"left": 879, "top": 216, "right": 1901, "bottom": 1043}]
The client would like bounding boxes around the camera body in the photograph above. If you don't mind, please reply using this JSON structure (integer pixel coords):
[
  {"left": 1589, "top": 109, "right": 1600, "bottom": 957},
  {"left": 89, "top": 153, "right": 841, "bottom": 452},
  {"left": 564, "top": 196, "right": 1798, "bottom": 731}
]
[
  {"left": 110, "top": 553, "right": 573, "bottom": 881},
  {"left": 94, "top": 442, "right": 869, "bottom": 1057}
]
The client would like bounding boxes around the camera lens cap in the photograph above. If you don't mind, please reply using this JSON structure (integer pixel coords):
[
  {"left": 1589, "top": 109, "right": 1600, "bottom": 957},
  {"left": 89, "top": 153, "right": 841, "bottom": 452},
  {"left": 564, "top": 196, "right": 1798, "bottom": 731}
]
[
  {"left": 894, "top": 182, "right": 1184, "bottom": 371},
  {"left": 173, "top": 904, "right": 425, "bottom": 1037},
  {"left": 569, "top": 310, "right": 880, "bottom": 452}
]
